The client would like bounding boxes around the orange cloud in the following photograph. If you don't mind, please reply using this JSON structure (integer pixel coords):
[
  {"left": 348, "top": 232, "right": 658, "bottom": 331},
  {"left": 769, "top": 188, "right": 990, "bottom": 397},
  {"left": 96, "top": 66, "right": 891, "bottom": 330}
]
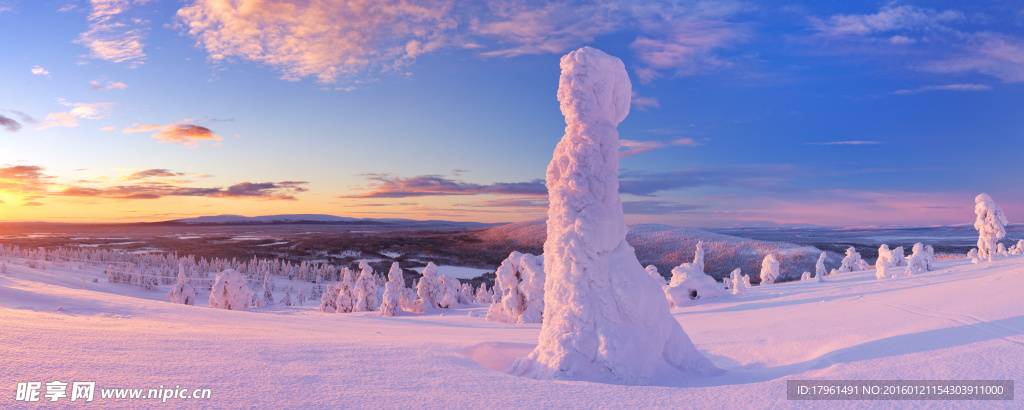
[
  {"left": 124, "top": 123, "right": 223, "bottom": 146},
  {"left": 76, "top": 0, "right": 148, "bottom": 65},
  {"left": 342, "top": 174, "right": 545, "bottom": 198}
]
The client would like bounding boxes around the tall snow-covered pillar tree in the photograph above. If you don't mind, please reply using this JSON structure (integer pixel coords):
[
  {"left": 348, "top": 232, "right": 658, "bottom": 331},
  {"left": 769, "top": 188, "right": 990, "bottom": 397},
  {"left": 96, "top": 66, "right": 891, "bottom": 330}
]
[
  {"left": 974, "top": 193, "right": 1008, "bottom": 262},
  {"left": 511, "top": 47, "right": 715, "bottom": 384}
]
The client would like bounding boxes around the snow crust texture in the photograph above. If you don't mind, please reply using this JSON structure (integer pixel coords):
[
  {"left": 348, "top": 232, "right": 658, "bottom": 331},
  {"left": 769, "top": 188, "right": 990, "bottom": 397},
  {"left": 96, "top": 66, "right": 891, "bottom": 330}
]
[{"left": 511, "top": 47, "right": 714, "bottom": 384}]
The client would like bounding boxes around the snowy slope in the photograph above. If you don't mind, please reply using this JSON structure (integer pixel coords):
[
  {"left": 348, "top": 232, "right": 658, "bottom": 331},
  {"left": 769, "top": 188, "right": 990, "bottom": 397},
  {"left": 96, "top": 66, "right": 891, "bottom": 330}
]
[{"left": 1, "top": 256, "right": 1022, "bottom": 407}]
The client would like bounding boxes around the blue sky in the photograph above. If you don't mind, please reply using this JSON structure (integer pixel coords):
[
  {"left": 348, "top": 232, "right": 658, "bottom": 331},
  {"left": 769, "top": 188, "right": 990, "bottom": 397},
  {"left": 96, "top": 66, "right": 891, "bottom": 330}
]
[{"left": 1, "top": 0, "right": 1022, "bottom": 227}]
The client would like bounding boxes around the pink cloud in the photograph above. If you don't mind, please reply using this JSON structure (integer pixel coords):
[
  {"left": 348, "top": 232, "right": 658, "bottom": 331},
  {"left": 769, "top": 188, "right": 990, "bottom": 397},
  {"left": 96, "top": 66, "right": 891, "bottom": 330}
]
[
  {"left": 75, "top": 0, "right": 148, "bottom": 66},
  {"left": 619, "top": 138, "right": 701, "bottom": 158},
  {"left": 124, "top": 123, "right": 223, "bottom": 146}
]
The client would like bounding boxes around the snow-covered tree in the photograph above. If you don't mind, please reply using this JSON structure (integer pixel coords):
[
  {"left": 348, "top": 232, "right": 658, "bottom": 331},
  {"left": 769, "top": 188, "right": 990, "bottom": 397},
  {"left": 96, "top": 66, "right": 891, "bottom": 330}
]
[
  {"left": 487, "top": 252, "right": 545, "bottom": 323},
  {"left": 415, "top": 262, "right": 443, "bottom": 311},
  {"left": 904, "top": 243, "right": 932, "bottom": 276},
  {"left": 209, "top": 269, "right": 250, "bottom": 311},
  {"left": 1009, "top": 239, "right": 1024, "bottom": 255},
  {"left": 336, "top": 267, "right": 356, "bottom": 313},
  {"left": 968, "top": 248, "right": 980, "bottom": 264},
  {"left": 891, "top": 246, "right": 906, "bottom": 266},
  {"left": 379, "top": 262, "right": 405, "bottom": 317},
  {"left": 646, "top": 264, "right": 666, "bottom": 285},
  {"left": 319, "top": 284, "right": 340, "bottom": 313},
  {"left": 437, "top": 274, "right": 461, "bottom": 309},
  {"left": 512, "top": 47, "right": 714, "bottom": 383},
  {"left": 838, "top": 247, "right": 869, "bottom": 273},
  {"left": 975, "top": 193, "right": 1009, "bottom": 262},
  {"left": 353, "top": 262, "right": 380, "bottom": 312},
  {"left": 815, "top": 252, "right": 827, "bottom": 282},
  {"left": 458, "top": 283, "right": 475, "bottom": 305},
  {"left": 260, "top": 272, "right": 275, "bottom": 307},
  {"left": 760, "top": 253, "right": 779, "bottom": 285},
  {"left": 800, "top": 271, "right": 811, "bottom": 281},
  {"left": 665, "top": 243, "right": 727, "bottom": 306},
  {"left": 742, "top": 273, "right": 752, "bottom": 288},
  {"left": 875, "top": 262, "right": 889, "bottom": 279},
  {"left": 997, "top": 243, "right": 1009, "bottom": 257},
  {"left": 877, "top": 244, "right": 894, "bottom": 268},
  {"left": 474, "top": 283, "right": 493, "bottom": 304},
  {"left": 280, "top": 288, "right": 293, "bottom": 307},
  {"left": 729, "top": 269, "right": 747, "bottom": 295},
  {"left": 167, "top": 264, "right": 196, "bottom": 305}
]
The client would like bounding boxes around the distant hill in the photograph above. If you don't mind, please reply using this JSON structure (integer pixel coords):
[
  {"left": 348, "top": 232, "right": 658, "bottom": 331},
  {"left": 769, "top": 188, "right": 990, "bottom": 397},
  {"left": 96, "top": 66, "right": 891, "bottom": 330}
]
[
  {"left": 474, "top": 218, "right": 841, "bottom": 282},
  {"left": 171, "top": 214, "right": 499, "bottom": 229}
]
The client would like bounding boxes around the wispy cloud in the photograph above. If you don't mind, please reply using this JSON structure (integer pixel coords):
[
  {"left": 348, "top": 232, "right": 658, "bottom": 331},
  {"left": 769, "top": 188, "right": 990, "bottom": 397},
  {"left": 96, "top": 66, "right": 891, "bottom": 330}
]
[
  {"left": 622, "top": 200, "right": 707, "bottom": 215},
  {"left": 36, "top": 112, "right": 80, "bottom": 130},
  {"left": 919, "top": 33, "right": 1024, "bottom": 83},
  {"left": 0, "top": 115, "right": 21, "bottom": 132},
  {"left": 804, "top": 141, "right": 882, "bottom": 146},
  {"left": 471, "top": 1, "right": 618, "bottom": 58},
  {"left": 893, "top": 83, "right": 991, "bottom": 95},
  {"left": 124, "top": 123, "right": 223, "bottom": 146},
  {"left": 619, "top": 138, "right": 700, "bottom": 158},
  {"left": 810, "top": 4, "right": 963, "bottom": 37},
  {"left": 76, "top": 0, "right": 148, "bottom": 66},
  {"left": 0, "top": 164, "right": 308, "bottom": 201},
  {"left": 89, "top": 78, "right": 128, "bottom": 90},
  {"left": 342, "top": 174, "right": 546, "bottom": 198},
  {"left": 36, "top": 100, "right": 114, "bottom": 130},
  {"left": 619, "top": 164, "right": 798, "bottom": 197},
  {"left": 630, "top": 19, "right": 747, "bottom": 82},
  {"left": 631, "top": 91, "right": 659, "bottom": 110},
  {"left": 31, "top": 65, "right": 50, "bottom": 76}
]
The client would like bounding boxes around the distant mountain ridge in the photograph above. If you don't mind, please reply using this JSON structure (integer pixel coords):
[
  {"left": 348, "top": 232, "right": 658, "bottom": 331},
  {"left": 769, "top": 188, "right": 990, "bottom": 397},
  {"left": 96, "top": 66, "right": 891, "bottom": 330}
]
[{"left": 171, "top": 214, "right": 499, "bottom": 229}]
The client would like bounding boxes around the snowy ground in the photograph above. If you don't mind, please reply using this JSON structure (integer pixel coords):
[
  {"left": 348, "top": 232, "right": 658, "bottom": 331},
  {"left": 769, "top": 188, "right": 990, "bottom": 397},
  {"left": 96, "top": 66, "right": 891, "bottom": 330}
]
[{"left": 1, "top": 256, "right": 1022, "bottom": 408}]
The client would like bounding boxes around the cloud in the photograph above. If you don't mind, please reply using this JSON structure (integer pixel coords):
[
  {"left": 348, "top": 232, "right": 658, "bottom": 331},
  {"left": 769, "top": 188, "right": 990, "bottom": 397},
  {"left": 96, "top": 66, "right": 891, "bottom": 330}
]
[
  {"left": 176, "top": 0, "right": 456, "bottom": 83},
  {"left": 124, "top": 169, "right": 187, "bottom": 180},
  {"left": 630, "top": 19, "right": 747, "bottom": 82},
  {"left": 76, "top": 0, "right": 148, "bottom": 66},
  {"left": 342, "top": 174, "right": 546, "bottom": 198},
  {"left": 802, "top": 141, "right": 884, "bottom": 145},
  {"left": 175, "top": 0, "right": 746, "bottom": 84},
  {"left": 455, "top": 198, "right": 549, "bottom": 208},
  {"left": 124, "top": 123, "right": 223, "bottom": 146},
  {"left": 89, "top": 79, "right": 128, "bottom": 90},
  {"left": 619, "top": 138, "right": 700, "bottom": 158},
  {"left": 0, "top": 165, "right": 54, "bottom": 193},
  {"left": 31, "top": 65, "right": 50, "bottom": 76},
  {"left": 810, "top": 5, "right": 963, "bottom": 37},
  {"left": 631, "top": 91, "right": 659, "bottom": 110},
  {"left": 622, "top": 200, "right": 707, "bottom": 215},
  {"left": 919, "top": 33, "right": 1024, "bottom": 83},
  {"left": 893, "top": 83, "right": 991, "bottom": 95},
  {"left": 99, "top": 125, "right": 116, "bottom": 131},
  {"left": 35, "top": 100, "right": 114, "bottom": 130},
  {"left": 0, "top": 115, "right": 21, "bottom": 132},
  {"left": 36, "top": 112, "right": 80, "bottom": 130},
  {"left": 22, "top": 202, "right": 44, "bottom": 207},
  {"left": 618, "top": 164, "right": 797, "bottom": 197}
]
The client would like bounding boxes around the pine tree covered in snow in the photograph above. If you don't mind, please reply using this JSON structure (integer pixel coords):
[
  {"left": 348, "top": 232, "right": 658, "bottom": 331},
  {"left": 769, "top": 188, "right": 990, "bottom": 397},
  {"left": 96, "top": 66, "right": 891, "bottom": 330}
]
[
  {"left": 209, "top": 269, "right": 250, "bottom": 311},
  {"left": 379, "top": 262, "right": 404, "bottom": 317},
  {"left": 280, "top": 288, "right": 293, "bottom": 307},
  {"left": 974, "top": 193, "right": 1009, "bottom": 262},
  {"left": 319, "top": 284, "right": 340, "bottom": 313},
  {"left": 968, "top": 248, "right": 980, "bottom": 264},
  {"left": 511, "top": 47, "right": 714, "bottom": 383},
  {"left": 167, "top": 264, "right": 196, "bottom": 305},
  {"left": 891, "top": 246, "right": 906, "bottom": 266},
  {"left": 475, "top": 283, "right": 493, "bottom": 304},
  {"left": 801, "top": 271, "right": 811, "bottom": 281},
  {"left": 415, "top": 262, "right": 443, "bottom": 311},
  {"left": 838, "top": 247, "right": 869, "bottom": 273},
  {"left": 487, "top": 251, "right": 545, "bottom": 324},
  {"left": 1009, "top": 240, "right": 1024, "bottom": 255},
  {"left": 904, "top": 243, "right": 932, "bottom": 276},
  {"left": 336, "top": 267, "right": 356, "bottom": 313},
  {"left": 997, "top": 243, "right": 1009, "bottom": 257},
  {"left": 296, "top": 288, "right": 306, "bottom": 306},
  {"left": 730, "top": 269, "right": 747, "bottom": 295},
  {"left": 665, "top": 242, "right": 727, "bottom": 306},
  {"left": 458, "top": 283, "right": 475, "bottom": 305},
  {"left": 815, "top": 252, "right": 827, "bottom": 282},
  {"left": 436, "top": 274, "right": 461, "bottom": 309},
  {"left": 353, "top": 262, "right": 380, "bottom": 312},
  {"left": 261, "top": 272, "right": 275, "bottom": 307},
  {"left": 760, "top": 253, "right": 780, "bottom": 285}
]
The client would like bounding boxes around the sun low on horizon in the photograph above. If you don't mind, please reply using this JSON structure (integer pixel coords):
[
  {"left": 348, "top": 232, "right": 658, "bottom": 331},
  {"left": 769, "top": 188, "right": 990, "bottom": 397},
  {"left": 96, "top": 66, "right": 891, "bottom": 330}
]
[{"left": 2, "top": 0, "right": 1023, "bottom": 228}]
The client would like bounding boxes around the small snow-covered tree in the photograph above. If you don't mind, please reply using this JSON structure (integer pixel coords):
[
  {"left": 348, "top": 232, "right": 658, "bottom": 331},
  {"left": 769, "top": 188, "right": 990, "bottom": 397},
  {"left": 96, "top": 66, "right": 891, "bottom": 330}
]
[
  {"left": 838, "top": 247, "right": 869, "bottom": 273},
  {"left": 487, "top": 252, "right": 545, "bottom": 323},
  {"left": 296, "top": 288, "right": 306, "bottom": 306},
  {"left": 760, "top": 253, "right": 779, "bottom": 285},
  {"left": 353, "top": 262, "right": 380, "bottom": 312},
  {"left": 891, "top": 246, "right": 906, "bottom": 266},
  {"left": 415, "top": 262, "right": 443, "bottom": 311},
  {"left": 967, "top": 248, "right": 980, "bottom": 264},
  {"left": 875, "top": 262, "right": 889, "bottom": 279},
  {"left": 280, "top": 288, "right": 294, "bottom": 307},
  {"left": 437, "top": 275, "right": 461, "bottom": 309},
  {"left": 800, "top": 271, "right": 811, "bottom": 281},
  {"left": 379, "top": 262, "right": 405, "bottom": 317},
  {"left": 742, "top": 273, "right": 752, "bottom": 288},
  {"left": 815, "top": 252, "right": 827, "bottom": 282},
  {"left": 336, "top": 267, "right": 356, "bottom": 313},
  {"left": 729, "top": 269, "right": 747, "bottom": 295},
  {"left": 974, "top": 193, "right": 1009, "bottom": 262},
  {"left": 319, "top": 284, "right": 340, "bottom": 313},
  {"left": 997, "top": 243, "right": 1009, "bottom": 257},
  {"left": 904, "top": 243, "right": 932, "bottom": 276},
  {"left": 167, "top": 264, "right": 196, "bottom": 305},
  {"left": 646, "top": 264, "right": 667, "bottom": 285},
  {"left": 475, "top": 283, "right": 493, "bottom": 304},
  {"left": 209, "top": 269, "right": 250, "bottom": 311},
  {"left": 877, "top": 244, "right": 894, "bottom": 268},
  {"left": 260, "top": 272, "right": 275, "bottom": 307},
  {"left": 1009, "top": 239, "right": 1024, "bottom": 255},
  {"left": 665, "top": 242, "right": 727, "bottom": 306}
]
